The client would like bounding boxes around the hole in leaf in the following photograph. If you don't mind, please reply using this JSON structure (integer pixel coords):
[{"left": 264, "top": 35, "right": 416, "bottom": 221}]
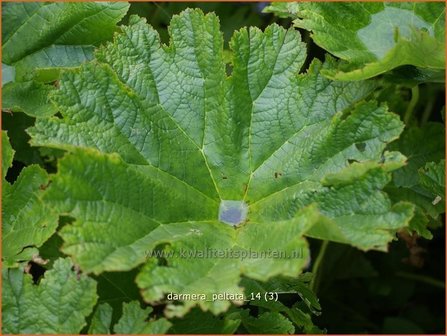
[
  {"left": 355, "top": 142, "right": 366, "bottom": 152},
  {"left": 28, "top": 262, "right": 46, "bottom": 284},
  {"left": 5, "top": 160, "right": 25, "bottom": 184},
  {"left": 150, "top": 244, "right": 170, "bottom": 266},
  {"left": 39, "top": 181, "right": 51, "bottom": 191}
]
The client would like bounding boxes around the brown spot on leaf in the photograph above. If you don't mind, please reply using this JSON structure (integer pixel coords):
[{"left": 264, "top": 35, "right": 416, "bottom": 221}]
[
  {"left": 71, "top": 264, "right": 82, "bottom": 280},
  {"left": 32, "top": 255, "right": 48, "bottom": 265},
  {"left": 39, "top": 181, "right": 51, "bottom": 190},
  {"left": 24, "top": 263, "right": 32, "bottom": 274}
]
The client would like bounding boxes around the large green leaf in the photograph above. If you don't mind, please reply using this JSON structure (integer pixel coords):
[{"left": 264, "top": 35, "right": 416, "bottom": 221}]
[
  {"left": 2, "top": 258, "right": 97, "bottom": 334},
  {"left": 2, "top": 132, "right": 59, "bottom": 266},
  {"left": 30, "top": 9, "right": 413, "bottom": 315},
  {"left": 41, "top": 149, "right": 317, "bottom": 315},
  {"left": 2, "top": 2, "right": 129, "bottom": 117},
  {"left": 265, "top": 2, "right": 445, "bottom": 80}
]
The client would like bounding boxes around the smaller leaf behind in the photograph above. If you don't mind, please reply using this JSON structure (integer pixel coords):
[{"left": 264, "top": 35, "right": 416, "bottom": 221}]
[
  {"left": 2, "top": 131, "right": 58, "bottom": 266},
  {"left": 2, "top": 131, "right": 14, "bottom": 180},
  {"left": 387, "top": 122, "right": 445, "bottom": 238},
  {"left": 241, "top": 275, "right": 323, "bottom": 333},
  {"left": 88, "top": 303, "right": 113, "bottom": 334},
  {"left": 2, "top": 2, "right": 130, "bottom": 117},
  {"left": 168, "top": 308, "right": 241, "bottom": 334},
  {"left": 419, "top": 160, "right": 445, "bottom": 203},
  {"left": 240, "top": 310, "right": 295, "bottom": 334},
  {"left": 265, "top": 2, "right": 445, "bottom": 80},
  {"left": 2, "top": 258, "right": 97, "bottom": 334},
  {"left": 113, "top": 301, "right": 171, "bottom": 334}
]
